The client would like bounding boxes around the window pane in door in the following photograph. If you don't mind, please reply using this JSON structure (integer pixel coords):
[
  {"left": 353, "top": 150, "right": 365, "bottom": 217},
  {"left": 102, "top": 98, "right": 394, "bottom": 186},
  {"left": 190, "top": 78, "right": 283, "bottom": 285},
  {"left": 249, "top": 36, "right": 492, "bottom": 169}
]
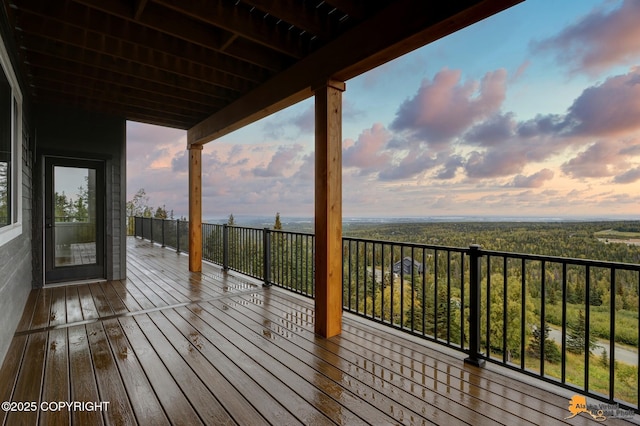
[{"left": 54, "top": 166, "right": 97, "bottom": 266}]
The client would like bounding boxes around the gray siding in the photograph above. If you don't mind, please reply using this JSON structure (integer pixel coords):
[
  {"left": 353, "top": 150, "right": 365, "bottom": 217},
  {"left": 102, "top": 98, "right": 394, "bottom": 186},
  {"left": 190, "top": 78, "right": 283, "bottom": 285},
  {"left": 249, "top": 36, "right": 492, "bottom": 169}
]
[{"left": 0, "top": 115, "right": 32, "bottom": 366}]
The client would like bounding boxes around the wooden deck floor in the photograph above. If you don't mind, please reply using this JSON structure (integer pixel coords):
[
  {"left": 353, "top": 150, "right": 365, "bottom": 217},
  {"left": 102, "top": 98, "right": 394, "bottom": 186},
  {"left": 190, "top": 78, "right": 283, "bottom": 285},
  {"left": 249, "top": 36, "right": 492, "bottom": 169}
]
[{"left": 1, "top": 237, "right": 637, "bottom": 425}]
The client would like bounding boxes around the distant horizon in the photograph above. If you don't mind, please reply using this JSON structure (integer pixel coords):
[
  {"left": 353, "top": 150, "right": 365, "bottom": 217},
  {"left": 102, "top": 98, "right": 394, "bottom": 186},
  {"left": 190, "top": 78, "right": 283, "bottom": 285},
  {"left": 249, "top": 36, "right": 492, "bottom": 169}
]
[{"left": 199, "top": 214, "right": 640, "bottom": 225}]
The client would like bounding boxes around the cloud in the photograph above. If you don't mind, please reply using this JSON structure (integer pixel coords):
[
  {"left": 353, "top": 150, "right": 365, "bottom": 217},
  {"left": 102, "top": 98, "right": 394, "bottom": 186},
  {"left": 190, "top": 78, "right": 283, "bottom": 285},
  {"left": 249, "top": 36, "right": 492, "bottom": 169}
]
[
  {"left": 509, "top": 169, "right": 554, "bottom": 188},
  {"left": 511, "top": 60, "right": 530, "bottom": 82},
  {"left": 533, "top": 0, "right": 640, "bottom": 75},
  {"left": 561, "top": 140, "right": 629, "bottom": 178},
  {"left": 343, "top": 123, "right": 392, "bottom": 175},
  {"left": 435, "top": 155, "right": 464, "bottom": 180},
  {"left": 390, "top": 68, "right": 507, "bottom": 148},
  {"left": 252, "top": 144, "right": 304, "bottom": 177},
  {"left": 563, "top": 68, "right": 640, "bottom": 137},
  {"left": 466, "top": 113, "right": 516, "bottom": 147},
  {"left": 378, "top": 149, "right": 439, "bottom": 181},
  {"left": 614, "top": 167, "right": 640, "bottom": 184},
  {"left": 464, "top": 149, "right": 530, "bottom": 179}
]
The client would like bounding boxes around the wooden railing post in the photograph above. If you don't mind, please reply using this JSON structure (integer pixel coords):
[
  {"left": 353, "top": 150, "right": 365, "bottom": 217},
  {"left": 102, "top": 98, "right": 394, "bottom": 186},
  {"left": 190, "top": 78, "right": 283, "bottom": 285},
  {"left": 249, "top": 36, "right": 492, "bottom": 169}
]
[
  {"left": 223, "top": 224, "right": 229, "bottom": 271},
  {"left": 161, "top": 219, "right": 166, "bottom": 247},
  {"left": 465, "top": 244, "right": 485, "bottom": 367},
  {"left": 150, "top": 218, "right": 154, "bottom": 244},
  {"left": 263, "top": 228, "right": 271, "bottom": 286}
]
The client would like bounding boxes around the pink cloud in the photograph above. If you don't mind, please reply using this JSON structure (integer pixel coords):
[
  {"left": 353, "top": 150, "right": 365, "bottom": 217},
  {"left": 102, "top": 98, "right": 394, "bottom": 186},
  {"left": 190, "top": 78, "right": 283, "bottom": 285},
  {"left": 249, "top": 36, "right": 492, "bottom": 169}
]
[
  {"left": 534, "top": 0, "right": 640, "bottom": 75},
  {"left": 390, "top": 68, "right": 507, "bottom": 147},
  {"left": 343, "top": 123, "right": 392, "bottom": 174},
  {"left": 464, "top": 149, "right": 529, "bottom": 179},
  {"left": 510, "top": 169, "right": 554, "bottom": 188},
  {"left": 565, "top": 68, "right": 640, "bottom": 137},
  {"left": 252, "top": 144, "right": 304, "bottom": 177},
  {"left": 561, "top": 140, "right": 626, "bottom": 178}
]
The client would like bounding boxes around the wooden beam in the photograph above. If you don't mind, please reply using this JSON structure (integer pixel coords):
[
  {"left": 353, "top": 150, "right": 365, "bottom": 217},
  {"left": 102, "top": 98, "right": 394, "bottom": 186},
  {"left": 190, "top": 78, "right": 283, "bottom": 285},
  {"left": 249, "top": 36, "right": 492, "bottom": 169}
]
[
  {"left": 314, "top": 79, "right": 345, "bottom": 338},
  {"left": 189, "top": 145, "right": 204, "bottom": 272},
  {"left": 188, "top": 0, "right": 521, "bottom": 145}
]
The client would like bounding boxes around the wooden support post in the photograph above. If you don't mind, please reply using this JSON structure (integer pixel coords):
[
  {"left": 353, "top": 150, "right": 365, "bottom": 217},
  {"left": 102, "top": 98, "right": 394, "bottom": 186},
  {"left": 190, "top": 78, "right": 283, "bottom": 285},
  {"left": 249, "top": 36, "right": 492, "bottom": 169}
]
[
  {"left": 188, "top": 144, "right": 203, "bottom": 272},
  {"left": 314, "top": 79, "right": 345, "bottom": 338}
]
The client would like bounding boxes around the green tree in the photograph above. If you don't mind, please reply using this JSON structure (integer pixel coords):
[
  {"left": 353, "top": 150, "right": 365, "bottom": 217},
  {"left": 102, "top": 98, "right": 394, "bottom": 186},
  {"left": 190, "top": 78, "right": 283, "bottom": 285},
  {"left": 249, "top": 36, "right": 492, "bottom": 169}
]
[
  {"left": 126, "top": 188, "right": 150, "bottom": 217},
  {"left": 274, "top": 212, "right": 282, "bottom": 230},
  {"left": 154, "top": 205, "right": 168, "bottom": 219},
  {"left": 74, "top": 195, "right": 88, "bottom": 221},
  {"left": 566, "top": 310, "right": 597, "bottom": 354},
  {"left": 599, "top": 348, "right": 608, "bottom": 368},
  {"left": 528, "top": 323, "right": 561, "bottom": 363}
]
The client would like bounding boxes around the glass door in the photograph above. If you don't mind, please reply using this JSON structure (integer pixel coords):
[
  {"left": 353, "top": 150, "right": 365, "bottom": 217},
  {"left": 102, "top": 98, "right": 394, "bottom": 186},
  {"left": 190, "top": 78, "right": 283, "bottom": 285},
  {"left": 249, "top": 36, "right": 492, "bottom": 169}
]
[{"left": 45, "top": 157, "right": 105, "bottom": 283}]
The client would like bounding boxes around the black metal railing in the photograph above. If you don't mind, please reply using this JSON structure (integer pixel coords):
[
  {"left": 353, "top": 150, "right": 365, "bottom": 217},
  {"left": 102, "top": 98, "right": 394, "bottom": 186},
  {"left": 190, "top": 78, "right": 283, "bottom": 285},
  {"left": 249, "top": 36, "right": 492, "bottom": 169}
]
[
  {"left": 137, "top": 218, "right": 315, "bottom": 296},
  {"left": 132, "top": 216, "right": 639, "bottom": 412},
  {"left": 133, "top": 217, "right": 188, "bottom": 253}
]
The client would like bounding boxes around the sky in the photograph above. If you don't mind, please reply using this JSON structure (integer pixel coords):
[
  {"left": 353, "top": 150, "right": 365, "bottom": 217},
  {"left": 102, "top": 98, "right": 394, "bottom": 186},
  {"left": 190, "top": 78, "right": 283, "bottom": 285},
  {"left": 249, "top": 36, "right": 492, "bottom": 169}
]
[{"left": 127, "top": 0, "right": 640, "bottom": 220}]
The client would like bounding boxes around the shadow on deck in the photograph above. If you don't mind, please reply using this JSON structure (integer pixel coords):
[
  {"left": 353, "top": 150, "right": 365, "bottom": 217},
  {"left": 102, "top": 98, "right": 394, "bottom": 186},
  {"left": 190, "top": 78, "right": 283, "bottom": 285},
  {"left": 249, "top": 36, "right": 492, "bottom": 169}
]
[{"left": 0, "top": 237, "right": 636, "bottom": 425}]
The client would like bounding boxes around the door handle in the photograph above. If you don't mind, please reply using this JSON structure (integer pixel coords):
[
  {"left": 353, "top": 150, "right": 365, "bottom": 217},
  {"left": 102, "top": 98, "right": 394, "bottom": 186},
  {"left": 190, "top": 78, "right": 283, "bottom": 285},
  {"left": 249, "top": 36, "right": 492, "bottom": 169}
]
[{"left": 46, "top": 222, "right": 52, "bottom": 229}]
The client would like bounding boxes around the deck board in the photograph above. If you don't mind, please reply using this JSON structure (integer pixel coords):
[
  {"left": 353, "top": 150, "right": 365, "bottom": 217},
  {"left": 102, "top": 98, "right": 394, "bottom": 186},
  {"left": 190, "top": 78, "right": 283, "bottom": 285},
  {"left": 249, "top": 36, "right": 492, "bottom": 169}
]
[
  {"left": 0, "top": 237, "right": 637, "bottom": 425},
  {"left": 68, "top": 326, "right": 104, "bottom": 426}
]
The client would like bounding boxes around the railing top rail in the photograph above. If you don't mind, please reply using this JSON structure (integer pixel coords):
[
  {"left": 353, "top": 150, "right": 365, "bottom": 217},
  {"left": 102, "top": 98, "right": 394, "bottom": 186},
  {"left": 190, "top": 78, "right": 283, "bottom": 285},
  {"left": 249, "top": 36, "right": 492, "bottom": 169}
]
[
  {"left": 480, "top": 248, "right": 640, "bottom": 270},
  {"left": 268, "top": 228, "right": 314, "bottom": 238},
  {"left": 342, "top": 235, "right": 468, "bottom": 254}
]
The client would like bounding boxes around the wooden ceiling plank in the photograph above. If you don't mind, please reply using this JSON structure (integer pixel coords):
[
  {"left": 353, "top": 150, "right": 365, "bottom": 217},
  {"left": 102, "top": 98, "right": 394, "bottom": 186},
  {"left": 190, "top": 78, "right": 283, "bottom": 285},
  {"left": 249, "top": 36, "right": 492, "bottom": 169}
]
[
  {"left": 34, "top": 84, "right": 201, "bottom": 122},
  {"left": 35, "top": 83, "right": 203, "bottom": 120},
  {"left": 16, "top": 16, "right": 254, "bottom": 94},
  {"left": 70, "top": 0, "right": 291, "bottom": 71},
  {"left": 35, "top": 83, "right": 200, "bottom": 120},
  {"left": 34, "top": 88, "right": 200, "bottom": 124},
  {"left": 31, "top": 71, "right": 218, "bottom": 115},
  {"left": 188, "top": 0, "right": 522, "bottom": 145},
  {"left": 153, "top": 0, "right": 307, "bottom": 58},
  {"left": 21, "top": 36, "right": 240, "bottom": 101},
  {"left": 34, "top": 90, "right": 199, "bottom": 129},
  {"left": 26, "top": 52, "right": 228, "bottom": 108},
  {"left": 16, "top": 0, "right": 272, "bottom": 83}
]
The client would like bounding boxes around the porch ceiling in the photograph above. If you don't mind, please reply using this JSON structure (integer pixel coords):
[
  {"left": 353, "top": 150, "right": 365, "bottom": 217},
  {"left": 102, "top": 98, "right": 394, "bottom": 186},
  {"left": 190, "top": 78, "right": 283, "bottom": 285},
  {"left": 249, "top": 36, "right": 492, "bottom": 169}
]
[{"left": 4, "top": 0, "right": 520, "bottom": 136}]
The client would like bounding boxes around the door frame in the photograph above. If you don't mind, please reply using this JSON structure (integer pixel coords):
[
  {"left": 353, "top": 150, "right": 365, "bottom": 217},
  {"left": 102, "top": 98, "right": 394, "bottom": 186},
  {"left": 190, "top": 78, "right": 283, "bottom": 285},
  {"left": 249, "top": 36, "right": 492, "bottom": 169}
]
[{"left": 44, "top": 156, "right": 106, "bottom": 284}]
